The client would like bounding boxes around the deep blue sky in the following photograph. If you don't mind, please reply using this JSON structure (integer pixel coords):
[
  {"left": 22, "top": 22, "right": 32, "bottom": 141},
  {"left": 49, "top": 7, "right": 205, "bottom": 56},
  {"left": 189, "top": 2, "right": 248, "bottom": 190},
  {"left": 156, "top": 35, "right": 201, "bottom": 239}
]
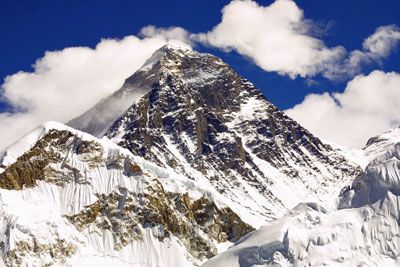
[{"left": 1, "top": 0, "right": 399, "bottom": 110}]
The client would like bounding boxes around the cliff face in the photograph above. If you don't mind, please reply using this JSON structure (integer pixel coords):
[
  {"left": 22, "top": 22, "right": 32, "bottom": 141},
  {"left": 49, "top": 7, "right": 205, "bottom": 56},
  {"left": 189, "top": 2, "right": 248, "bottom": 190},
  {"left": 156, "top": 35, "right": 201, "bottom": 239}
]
[{"left": 71, "top": 45, "right": 361, "bottom": 222}]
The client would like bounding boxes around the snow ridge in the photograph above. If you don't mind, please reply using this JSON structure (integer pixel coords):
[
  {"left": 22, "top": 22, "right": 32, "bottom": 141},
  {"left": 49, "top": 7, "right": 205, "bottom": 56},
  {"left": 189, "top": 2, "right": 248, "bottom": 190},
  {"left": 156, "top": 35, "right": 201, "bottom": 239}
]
[{"left": 204, "top": 131, "right": 400, "bottom": 267}]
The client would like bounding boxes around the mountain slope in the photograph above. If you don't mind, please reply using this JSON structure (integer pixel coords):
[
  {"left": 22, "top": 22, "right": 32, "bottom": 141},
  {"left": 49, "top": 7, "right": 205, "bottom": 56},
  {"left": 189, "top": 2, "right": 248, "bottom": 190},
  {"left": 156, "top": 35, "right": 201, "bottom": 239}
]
[
  {"left": 203, "top": 127, "right": 400, "bottom": 267},
  {"left": 70, "top": 45, "right": 361, "bottom": 222},
  {"left": 0, "top": 122, "right": 255, "bottom": 266},
  {"left": 0, "top": 45, "right": 365, "bottom": 267}
]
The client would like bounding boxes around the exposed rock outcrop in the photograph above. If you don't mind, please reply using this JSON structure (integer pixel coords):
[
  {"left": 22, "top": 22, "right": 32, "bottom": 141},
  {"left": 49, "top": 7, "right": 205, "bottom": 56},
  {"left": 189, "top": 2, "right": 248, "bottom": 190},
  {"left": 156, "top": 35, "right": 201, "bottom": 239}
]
[{"left": 67, "top": 183, "right": 254, "bottom": 260}]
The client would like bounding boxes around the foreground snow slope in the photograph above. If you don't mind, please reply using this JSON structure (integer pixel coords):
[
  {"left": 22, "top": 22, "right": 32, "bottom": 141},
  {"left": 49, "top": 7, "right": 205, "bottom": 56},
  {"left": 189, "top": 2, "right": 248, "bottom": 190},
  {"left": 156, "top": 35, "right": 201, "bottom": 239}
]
[
  {"left": 203, "top": 127, "right": 400, "bottom": 267},
  {"left": 70, "top": 45, "right": 362, "bottom": 223},
  {"left": 0, "top": 122, "right": 255, "bottom": 266}
]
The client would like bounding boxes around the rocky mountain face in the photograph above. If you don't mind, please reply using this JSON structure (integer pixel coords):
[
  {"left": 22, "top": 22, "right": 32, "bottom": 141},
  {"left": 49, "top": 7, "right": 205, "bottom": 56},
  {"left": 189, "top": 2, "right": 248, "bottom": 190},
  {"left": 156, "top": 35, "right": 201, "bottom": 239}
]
[
  {"left": 70, "top": 45, "right": 361, "bottom": 223},
  {"left": 0, "top": 122, "right": 253, "bottom": 266},
  {"left": 203, "top": 128, "right": 400, "bottom": 267}
]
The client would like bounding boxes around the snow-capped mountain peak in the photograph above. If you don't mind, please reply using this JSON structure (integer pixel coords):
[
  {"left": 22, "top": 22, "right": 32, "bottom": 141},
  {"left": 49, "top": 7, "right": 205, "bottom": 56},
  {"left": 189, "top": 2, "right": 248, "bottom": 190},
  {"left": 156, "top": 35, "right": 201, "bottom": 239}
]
[
  {"left": 138, "top": 44, "right": 195, "bottom": 71},
  {"left": 70, "top": 46, "right": 362, "bottom": 224},
  {"left": 0, "top": 46, "right": 372, "bottom": 266}
]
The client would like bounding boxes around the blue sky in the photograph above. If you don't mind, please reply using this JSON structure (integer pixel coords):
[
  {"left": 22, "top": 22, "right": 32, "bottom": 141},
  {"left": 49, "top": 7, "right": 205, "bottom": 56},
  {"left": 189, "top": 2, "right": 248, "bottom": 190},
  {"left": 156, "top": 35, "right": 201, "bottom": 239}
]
[
  {"left": 0, "top": 0, "right": 400, "bottom": 148},
  {"left": 1, "top": 0, "right": 399, "bottom": 108}
]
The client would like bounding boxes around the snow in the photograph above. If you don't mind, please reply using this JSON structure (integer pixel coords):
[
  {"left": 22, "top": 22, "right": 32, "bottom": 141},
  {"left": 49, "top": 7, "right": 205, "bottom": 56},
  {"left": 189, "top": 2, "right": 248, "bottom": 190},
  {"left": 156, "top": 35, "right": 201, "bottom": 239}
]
[
  {"left": 0, "top": 121, "right": 131, "bottom": 173},
  {"left": 224, "top": 95, "right": 357, "bottom": 210},
  {"left": 363, "top": 126, "right": 400, "bottom": 162},
  {"left": 204, "top": 136, "right": 400, "bottom": 267},
  {"left": 0, "top": 121, "right": 265, "bottom": 266},
  {"left": 233, "top": 96, "right": 268, "bottom": 123},
  {"left": 139, "top": 44, "right": 193, "bottom": 71},
  {"left": 245, "top": 145, "right": 312, "bottom": 208},
  {"left": 160, "top": 133, "right": 271, "bottom": 227},
  {"left": 181, "top": 69, "right": 222, "bottom": 85},
  {"left": 181, "top": 132, "right": 197, "bottom": 154},
  {"left": 69, "top": 229, "right": 192, "bottom": 267},
  {"left": 204, "top": 201, "right": 400, "bottom": 266},
  {"left": 326, "top": 140, "right": 369, "bottom": 170},
  {"left": 0, "top": 122, "right": 206, "bottom": 266},
  {"left": 1, "top": 46, "right": 383, "bottom": 266}
]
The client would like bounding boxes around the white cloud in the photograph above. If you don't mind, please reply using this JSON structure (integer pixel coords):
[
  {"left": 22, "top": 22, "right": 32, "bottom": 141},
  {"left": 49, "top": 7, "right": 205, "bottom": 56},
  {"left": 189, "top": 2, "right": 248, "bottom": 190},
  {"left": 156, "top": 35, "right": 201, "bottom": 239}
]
[
  {"left": 285, "top": 70, "right": 400, "bottom": 148},
  {"left": 139, "top": 25, "right": 194, "bottom": 46},
  {"left": 195, "top": 0, "right": 400, "bottom": 80},
  {"left": 0, "top": 33, "right": 191, "bottom": 150},
  {"left": 363, "top": 24, "right": 400, "bottom": 58},
  {"left": 195, "top": 0, "right": 345, "bottom": 79}
]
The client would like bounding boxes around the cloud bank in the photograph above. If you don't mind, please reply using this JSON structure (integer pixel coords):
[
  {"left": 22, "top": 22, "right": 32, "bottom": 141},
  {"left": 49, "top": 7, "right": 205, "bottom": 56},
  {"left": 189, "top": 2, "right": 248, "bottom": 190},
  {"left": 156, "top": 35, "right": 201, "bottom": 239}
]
[
  {"left": 286, "top": 71, "right": 400, "bottom": 148},
  {"left": 0, "top": 35, "right": 190, "bottom": 150}
]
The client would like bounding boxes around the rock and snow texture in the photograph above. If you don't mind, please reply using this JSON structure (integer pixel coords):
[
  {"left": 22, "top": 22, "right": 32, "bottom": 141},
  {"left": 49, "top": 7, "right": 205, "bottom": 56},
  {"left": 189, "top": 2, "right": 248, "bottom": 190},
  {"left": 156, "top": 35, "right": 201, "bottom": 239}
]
[
  {"left": 0, "top": 45, "right": 371, "bottom": 266},
  {"left": 70, "top": 45, "right": 361, "bottom": 223},
  {"left": 0, "top": 122, "right": 254, "bottom": 266},
  {"left": 203, "top": 128, "right": 400, "bottom": 267}
]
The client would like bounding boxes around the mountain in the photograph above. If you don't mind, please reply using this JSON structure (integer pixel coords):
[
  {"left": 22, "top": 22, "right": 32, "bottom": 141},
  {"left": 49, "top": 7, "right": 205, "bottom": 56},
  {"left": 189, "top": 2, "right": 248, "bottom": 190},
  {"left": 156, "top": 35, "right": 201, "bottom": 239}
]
[
  {"left": 0, "top": 45, "right": 365, "bottom": 266},
  {"left": 0, "top": 122, "right": 254, "bottom": 266},
  {"left": 203, "top": 127, "right": 400, "bottom": 267},
  {"left": 69, "top": 45, "right": 361, "bottom": 223}
]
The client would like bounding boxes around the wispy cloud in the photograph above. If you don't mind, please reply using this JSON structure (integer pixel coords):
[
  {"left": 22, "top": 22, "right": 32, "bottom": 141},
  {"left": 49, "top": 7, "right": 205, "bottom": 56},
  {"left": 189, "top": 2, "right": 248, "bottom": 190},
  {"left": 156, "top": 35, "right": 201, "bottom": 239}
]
[{"left": 326, "top": 25, "right": 400, "bottom": 80}]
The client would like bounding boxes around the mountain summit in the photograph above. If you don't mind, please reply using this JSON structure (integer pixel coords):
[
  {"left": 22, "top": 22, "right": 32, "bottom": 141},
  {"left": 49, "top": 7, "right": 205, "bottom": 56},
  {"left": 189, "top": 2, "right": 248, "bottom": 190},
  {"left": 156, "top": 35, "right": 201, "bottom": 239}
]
[
  {"left": 0, "top": 45, "right": 387, "bottom": 267},
  {"left": 70, "top": 45, "right": 361, "bottom": 223}
]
